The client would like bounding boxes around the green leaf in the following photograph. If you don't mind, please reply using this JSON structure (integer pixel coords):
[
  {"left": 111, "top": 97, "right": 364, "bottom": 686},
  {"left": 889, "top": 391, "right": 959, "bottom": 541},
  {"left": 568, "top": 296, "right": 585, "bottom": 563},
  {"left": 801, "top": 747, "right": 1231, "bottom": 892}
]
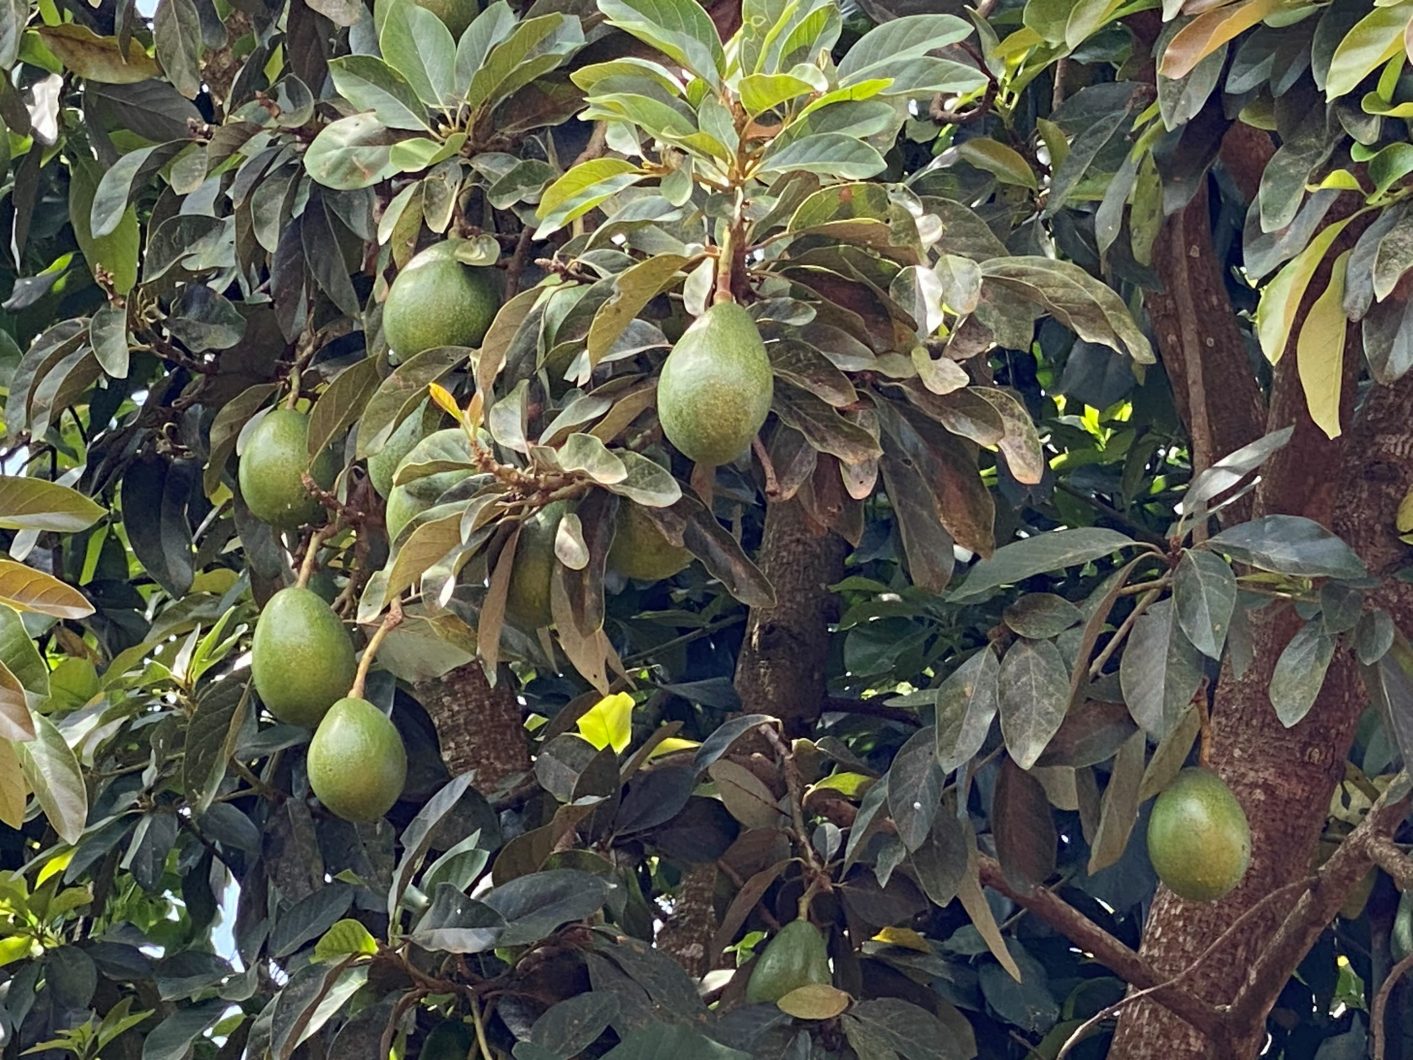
[
  {"left": 0, "top": 477, "right": 104, "bottom": 532},
  {"left": 314, "top": 919, "right": 379, "bottom": 962},
  {"left": 89, "top": 304, "right": 130, "bottom": 378},
  {"left": 836, "top": 14, "right": 972, "bottom": 84},
  {"left": 739, "top": 72, "right": 818, "bottom": 116},
  {"left": 1119, "top": 598, "right": 1204, "bottom": 738},
  {"left": 998, "top": 638, "right": 1069, "bottom": 770},
  {"left": 69, "top": 156, "right": 139, "bottom": 293},
  {"left": 466, "top": 14, "right": 584, "bottom": 117},
  {"left": 304, "top": 113, "right": 400, "bottom": 190},
  {"left": 844, "top": 997, "right": 964, "bottom": 1060},
  {"left": 0, "top": 606, "right": 48, "bottom": 699},
  {"left": 888, "top": 725, "right": 942, "bottom": 851},
  {"left": 380, "top": 0, "right": 456, "bottom": 106},
  {"left": 1255, "top": 216, "right": 1355, "bottom": 363},
  {"left": 1270, "top": 621, "right": 1337, "bottom": 727},
  {"left": 756, "top": 133, "right": 887, "bottom": 180},
  {"left": 0, "top": 661, "right": 33, "bottom": 743},
  {"left": 153, "top": 0, "right": 201, "bottom": 98},
  {"left": 1205, "top": 515, "right": 1366, "bottom": 579},
  {"left": 596, "top": 0, "right": 726, "bottom": 87},
  {"left": 1172, "top": 550, "right": 1237, "bottom": 659},
  {"left": 952, "top": 527, "right": 1140, "bottom": 600},
  {"left": 586, "top": 253, "right": 690, "bottom": 368},
  {"left": 602, "top": 1025, "right": 750, "bottom": 1060},
  {"left": 980, "top": 257, "right": 1155, "bottom": 364},
  {"left": 1295, "top": 251, "right": 1349, "bottom": 440},
  {"left": 957, "top": 138, "right": 1038, "bottom": 190},
  {"left": 141, "top": 999, "right": 227, "bottom": 1060},
  {"left": 1325, "top": 4, "right": 1408, "bottom": 99},
  {"left": 16, "top": 713, "right": 87, "bottom": 845},
  {"left": 483, "top": 869, "right": 610, "bottom": 945},
  {"left": 536, "top": 158, "right": 644, "bottom": 237},
  {"left": 1087, "top": 730, "right": 1145, "bottom": 874},
  {"left": 36, "top": 24, "right": 160, "bottom": 82},
  {"left": 88, "top": 142, "right": 179, "bottom": 240},
  {"left": 328, "top": 55, "right": 429, "bottom": 130},
  {"left": 933, "top": 647, "right": 1001, "bottom": 773}
]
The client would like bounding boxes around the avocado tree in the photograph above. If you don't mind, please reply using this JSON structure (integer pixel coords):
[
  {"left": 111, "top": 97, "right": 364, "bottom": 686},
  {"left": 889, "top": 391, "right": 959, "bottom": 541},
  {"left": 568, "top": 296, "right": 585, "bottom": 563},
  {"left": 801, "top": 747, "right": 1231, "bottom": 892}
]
[{"left": 1, "top": 0, "right": 1412, "bottom": 1056}]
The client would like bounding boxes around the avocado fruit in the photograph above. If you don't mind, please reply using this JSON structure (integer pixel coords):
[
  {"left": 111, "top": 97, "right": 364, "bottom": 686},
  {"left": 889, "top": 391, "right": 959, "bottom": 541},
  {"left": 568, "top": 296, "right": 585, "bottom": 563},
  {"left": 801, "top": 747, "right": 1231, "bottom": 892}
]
[
  {"left": 745, "top": 919, "right": 831, "bottom": 1004},
  {"left": 238, "top": 408, "right": 337, "bottom": 530},
  {"left": 1146, "top": 768, "right": 1251, "bottom": 902},
  {"left": 384, "top": 427, "right": 474, "bottom": 543},
  {"left": 251, "top": 586, "right": 357, "bottom": 728},
  {"left": 368, "top": 399, "right": 443, "bottom": 498},
  {"left": 608, "top": 502, "right": 690, "bottom": 581},
  {"left": 657, "top": 302, "right": 773, "bottom": 466},
  {"left": 383, "top": 242, "right": 501, "bottom": 358},
  {"left": 505, "top": 501, "right": 567, "bottom": 629},
  {"left": 308, "top": 696, "right": 408, "bottom": 822},
  {"left": 419, "top": 1019, "right": 474, "bottom": 1059}
]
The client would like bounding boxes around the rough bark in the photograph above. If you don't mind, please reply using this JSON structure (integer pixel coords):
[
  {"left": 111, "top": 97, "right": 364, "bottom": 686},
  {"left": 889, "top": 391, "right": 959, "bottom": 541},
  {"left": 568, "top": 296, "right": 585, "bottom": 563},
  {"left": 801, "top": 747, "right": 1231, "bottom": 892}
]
[
  {"left": 1112, "top": 367, "right": 1413, "bottom": 1056},
  {"left": 415, "top": 662, "right": 531, "bottom": 790},
  {"left": 733, "top": 498, "right": 847, "bottom": 736},
  {"left": 657, "top": 863, "right": 719, "bottom": 976}
]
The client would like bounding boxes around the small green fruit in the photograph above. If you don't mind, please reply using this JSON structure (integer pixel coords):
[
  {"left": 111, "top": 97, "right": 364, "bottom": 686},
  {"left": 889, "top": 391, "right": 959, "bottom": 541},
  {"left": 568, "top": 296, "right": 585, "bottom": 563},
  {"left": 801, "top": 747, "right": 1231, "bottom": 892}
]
[
  {"left": 308, "top": 696, "right": 407, "bottom": 822},
  {"left": 368, "top": 400, "right": 443, "bottom": 497},
  {"left": 251, "top": 587, "right": 357, "bottom": 728},
  {"left": 383, "top": 242, "right": 501, "bottom": 358},
  {"left": 420, "top": 1019, "right": 474, "bottom": 1059},
  {"left": 238, "top": 408, "right": 336, "bottom": 529},
  {"left": 657, "top": 302, "right": 773, "bottom": 466},
  {"left": 608, "top": 502, "right": 690, "bottom": 581},
  {"left": 1147, "top": 768, "right": 1251, "bottom": 902},
  {"left": 746, "top": 919, "right": 831, "bottom": 1004},
  {"left": 384, "top": 428, "right": 474, "bottom": 543},
  {"left": 505, "top": 502, "right": 566, "bottom": 629}
]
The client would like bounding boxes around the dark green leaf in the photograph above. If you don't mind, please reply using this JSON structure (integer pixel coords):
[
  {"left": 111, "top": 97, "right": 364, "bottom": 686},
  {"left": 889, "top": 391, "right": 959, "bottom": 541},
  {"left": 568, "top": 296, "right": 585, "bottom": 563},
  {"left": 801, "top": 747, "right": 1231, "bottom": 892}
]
[
  {"left": 1205, "top": 516, "right": 1365, "bottom": 579},
  {"left": 998, "top": 639, "right": 1069, "bottom": 770},
  {"left": 888, "top": 724, "right": 942, "bottom": 851},
  {"left": 597, "top": 0, "right": 726, "bottom": 86},
  {"left": 953, "top": 527, "right": 1139, "bottom": 600},
  {"left": 153, "top": 0, "right": 202, "bottom": 97},
  {"left": 992, "top": 758, "right": 1055, "bottom": 889},
  {"left": 1269, "top": 621, "right": 1337, "bottom": 727},
  {"left": 16, "top": 712, "right": 87, "bottom": 844},
  {"left": 482, "top": 869, "right": 610, "bottom": 945},
  {"left": 1173, "top": 549, "right": 1237, "bottom": 659},
  {"left": 1119, "top": 598, "right": 1204, "bottom": 738},
  {"left": 1004, "top": 594, "right": 1082, "bottom": 639}
]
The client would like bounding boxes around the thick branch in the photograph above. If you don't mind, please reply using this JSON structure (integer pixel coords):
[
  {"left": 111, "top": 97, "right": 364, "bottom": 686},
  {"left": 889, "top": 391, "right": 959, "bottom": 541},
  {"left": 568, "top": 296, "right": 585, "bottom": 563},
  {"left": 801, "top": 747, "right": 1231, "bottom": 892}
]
[
  {"left": 415, "top": 661, "right": 531, "bottom": 790},
  {"left": 1368, "top": 835, "right": 1413, "bottom": 891},
  {"left": 976, "top": 857, "right": 1225, "bottom": 1037},
  {"left": 1226, "top": 779, "right": 1412, "bottom": 1032}
]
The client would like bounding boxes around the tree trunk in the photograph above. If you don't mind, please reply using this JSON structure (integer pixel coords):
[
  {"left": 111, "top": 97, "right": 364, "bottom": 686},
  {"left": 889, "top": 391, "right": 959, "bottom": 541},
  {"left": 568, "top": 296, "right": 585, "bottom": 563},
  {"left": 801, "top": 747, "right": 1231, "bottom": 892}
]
[
  {"left": 733, "top": 498, "right": 847, "bottom": 736},
  {"left": 1112, "top": 370, "right": 1413, "bottom": 1055},
  {"left": 657, "top": 863, "right": 720, "bottom": 976},
  {"left": 416, "top": 662, "right": 531, "bottom": 790}
]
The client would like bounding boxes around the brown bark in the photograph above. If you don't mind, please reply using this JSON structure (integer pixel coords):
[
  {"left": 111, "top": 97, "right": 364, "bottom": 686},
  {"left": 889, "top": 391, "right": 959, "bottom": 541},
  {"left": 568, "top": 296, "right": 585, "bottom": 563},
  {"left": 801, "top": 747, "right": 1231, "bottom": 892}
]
[
  {"left": 733, "top": 498, "right": 847, "bottom": 736},
  {"left": 415, "top": 662, "right": 531, "bottom": 790},
  {"left": 657, "top": 863, "right": 720, "bottom": 976},
  {"left": 1112, "top": 364, "right": 1413, "bottom": 1056}
]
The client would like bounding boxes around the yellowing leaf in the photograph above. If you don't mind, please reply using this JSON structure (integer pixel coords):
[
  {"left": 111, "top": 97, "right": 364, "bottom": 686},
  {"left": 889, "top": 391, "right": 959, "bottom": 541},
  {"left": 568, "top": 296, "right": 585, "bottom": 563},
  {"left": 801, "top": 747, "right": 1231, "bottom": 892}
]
[
  {"left": 1295, "top": 251, "right": 1350, "bottom": 441},
  {"left": 576, "top": 691, "right": 635, "bottom": 753},
  {"left": 809, "top": 772, "right": 874, "bottom": 797},
  {"left": 0, "top": 935, "right": 35, "bottom": 968},
  {"left": 1326, "top": 5, "right": 1409, "bottom": 99},
  {"left": 1159, "top": 0, "right": 1283, "bottom": 80},
  {"left": 646, "top": 736, "right": 699, "bottom": 760},
  {"left": 777, "top": 983, "right": 852, "bottom": 1020},
  {"left": 36, "top": 24, "right": 161, "bottom": 83},
  {"left": 314, "top": 918, "right": 379, "bottom": 961},
  {"left": 0, "top": 742, "right": 26, "bottom": 831},
  {"left": 35, "top": 850, "right": 72, "bottom": 887},
  {"left": 427, "top": 382, "right": 461, "bottom": 419},
  {"left": 0, "top": 560, "right": 94, "bottom": 620},
  {"left": 1397, "top": 487, "right": 1413, "bottom": 533},
  {"left": 1255, "top": 215, "right": 1356, "bottom": 364},
  {"left": 871, "top": 926, "right": 932, "bottom": 952}
]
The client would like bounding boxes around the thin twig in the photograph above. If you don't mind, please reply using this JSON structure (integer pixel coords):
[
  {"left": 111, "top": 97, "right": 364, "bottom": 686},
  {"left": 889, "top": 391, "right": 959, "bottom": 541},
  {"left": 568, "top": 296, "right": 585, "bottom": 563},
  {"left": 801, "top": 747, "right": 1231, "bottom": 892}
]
[
  {"left": 350, "top": 601, "right": 403, "bottom": 699},
  {"left": 1368, "top": 835, "right": 1413, "bottom": 890},
  {"left": 504, "top": 225, "right": 535, "bottom": 299},
  {"left": 296, "top": 526, "right": 326, "bottom": 589},
  {"left": 1373, "top": 953, "right": 1413, "bottom": 1060},
  {"left": 752, "top": 435, "right": 780, "bottom": 498},
  {"left": 1089, "top": 587, "right": 1162, "bottom": 678},
  {"left": 1056, "top": 981, "right": 1169, "bottom": 1060},
  {"left": 761, "top": 722, "right": 830, "bottom": 908}
]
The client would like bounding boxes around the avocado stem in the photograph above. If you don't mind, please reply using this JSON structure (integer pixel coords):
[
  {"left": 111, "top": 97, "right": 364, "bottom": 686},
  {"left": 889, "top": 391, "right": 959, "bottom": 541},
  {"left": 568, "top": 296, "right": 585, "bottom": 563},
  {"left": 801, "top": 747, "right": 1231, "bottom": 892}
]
[
  {"left": 295, "top": 526, "right": 326, "bottom": 589},
  {"left": 350, "top": 600, "right": 403, "bottom": 699},
  {"left": 470, "top": 995, "right": 494, "bottom": 1060}
]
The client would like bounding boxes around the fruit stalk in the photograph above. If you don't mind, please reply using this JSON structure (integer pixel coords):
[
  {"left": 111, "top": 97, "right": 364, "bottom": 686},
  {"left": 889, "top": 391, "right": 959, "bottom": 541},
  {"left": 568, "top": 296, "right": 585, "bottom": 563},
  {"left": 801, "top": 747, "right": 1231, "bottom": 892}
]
[
  {"left": 713, "top": 187, "right": 746, "bottom": 306},
  {"left": 295, "top": 526, "right": 326, "bottom": 589},
  {"left": 351, "top": 601, "right": 403, "bottom": 699}
]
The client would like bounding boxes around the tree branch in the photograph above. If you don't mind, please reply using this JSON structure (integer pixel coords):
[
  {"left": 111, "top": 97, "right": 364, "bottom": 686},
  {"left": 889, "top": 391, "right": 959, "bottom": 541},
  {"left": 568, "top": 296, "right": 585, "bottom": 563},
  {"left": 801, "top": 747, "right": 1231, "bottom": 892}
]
[
  {"left": 976, "top": 856, "right": 1225, "bottom": 1037},
  {"left": 1226, "top": 777, "right": 1412, "bottom": 1033},
  {"left": 1368, "top": 835, "right": 1413, "bottom": 891},
  {"left": 1373, "top": 952, "right": 1413, "bottom": 1060}
]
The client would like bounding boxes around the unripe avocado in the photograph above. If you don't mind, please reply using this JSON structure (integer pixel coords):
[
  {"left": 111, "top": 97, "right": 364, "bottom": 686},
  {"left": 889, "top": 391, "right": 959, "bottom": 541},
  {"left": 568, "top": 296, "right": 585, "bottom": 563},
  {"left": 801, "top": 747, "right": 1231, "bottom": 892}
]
[
  {"left": 384, "top": 428, "right": 474, "bottom": 543},
  {"left": 1146, "top": 768, "right": 1251, "bottom": 902},
  {"left": 746, "top": 919, "right": 831, "bottom": 1004},
  {"left": 419, "top": 1019, "right": 474, "bottom": 1060},
  {"left": 383, "top": 242, "right": 501, "bottom": 358},
  {"left": 238, "top": 409, "right": 337, "bottom": 529},
  {"left": 657, "top": 302, "right": 773, "bottom": 466},
  {"left": 308, "top": 696, "right": 407, "bottom": 822},
  {"left": 608, "top": 502, "right": 690, "bottom": 581},
  {"left": 251, "top": 587, "right": 357, "bottom": 727},
  {"left": 368, "top": 400, "right": 443, "bottom": 497},
  {"left": 505, "top": 501, "right": 567, "bottom": 629}
]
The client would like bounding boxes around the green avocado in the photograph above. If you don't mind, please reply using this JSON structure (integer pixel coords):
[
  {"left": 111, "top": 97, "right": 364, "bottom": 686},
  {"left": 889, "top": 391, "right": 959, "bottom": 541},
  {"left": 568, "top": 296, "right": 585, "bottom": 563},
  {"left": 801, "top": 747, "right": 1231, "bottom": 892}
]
[
  {"left": 238, "top": 408, "right": 337, "bottom": 530},
  {"left": 657, "top": 302, "right": 773, "bottom": 466},
  {"left": 608, "top": 502, "right": 690, "bottom": 582},
  {"left": 384, "top": 428, "right": 474, "bottom": 543},
  {"left": 1146, "top": 768, "right": 1251, "bottom": 902},
  {"left": 368, "top": 400, "right": 443, "bottom": 498},
  {"left": 383, "top": 242, "right": 502, "bottom": 358},
  {"left": 419, "top": 1019, "right": 474, "bottom": 1060},
  {"left": 505, "top": 501, "right": 567, "bottom": 630},
  {"left": 251, "top": 586, "right": 357, "bottom": 728},
  {"left": 308, "top": 696, "right": 408, "bottom": 822},
  {"left": 746, "top": 919, "right": 831, "bottom": 1004}
]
